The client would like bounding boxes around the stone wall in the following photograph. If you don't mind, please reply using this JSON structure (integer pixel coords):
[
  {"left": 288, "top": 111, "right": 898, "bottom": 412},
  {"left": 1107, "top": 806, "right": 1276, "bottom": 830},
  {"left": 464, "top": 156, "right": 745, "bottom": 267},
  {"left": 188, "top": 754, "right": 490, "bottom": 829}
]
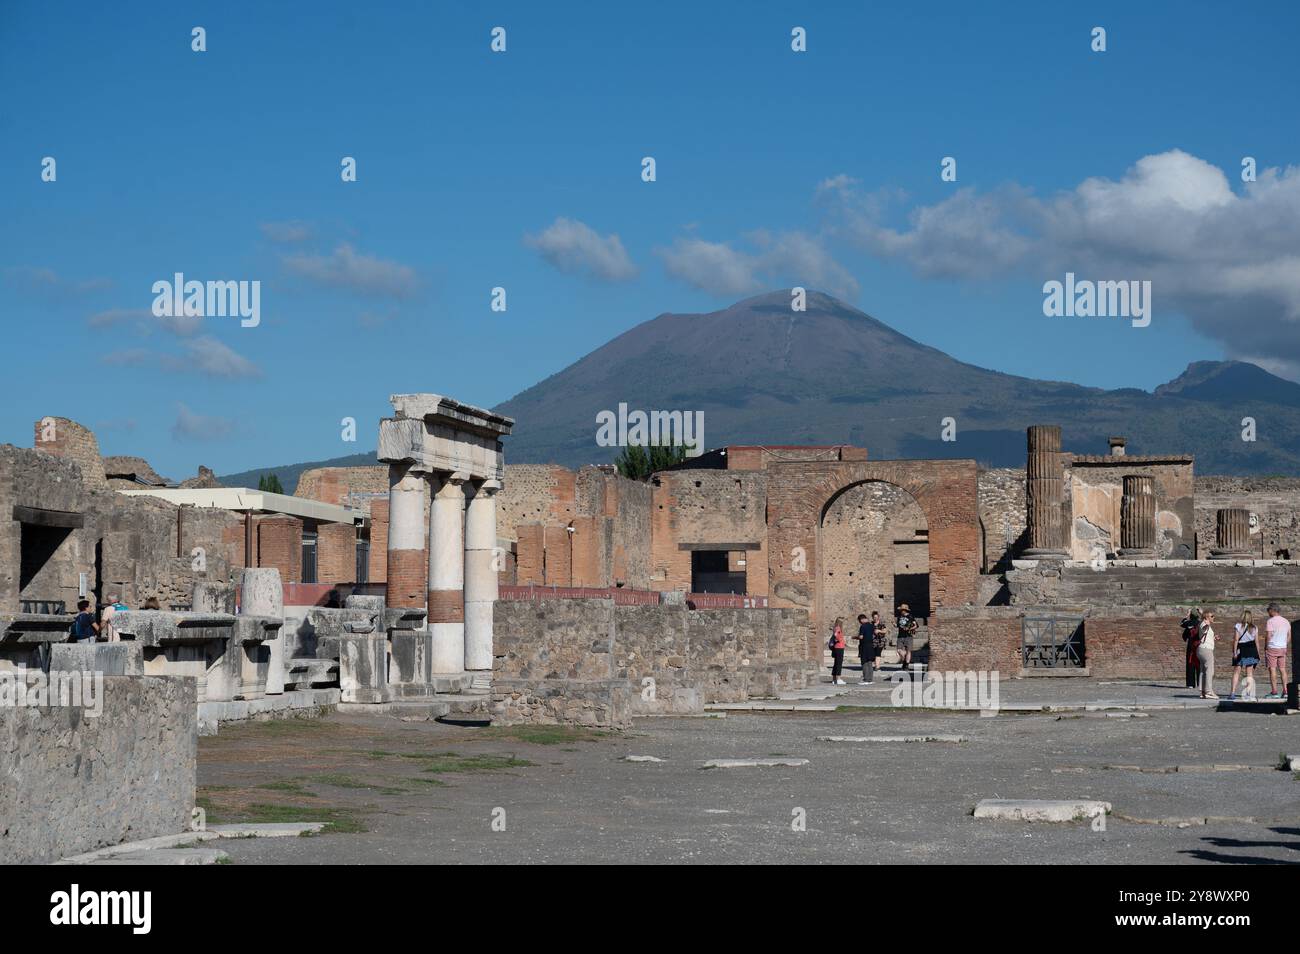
[
  {"left": 491, "top": 597, "right": 815, "bottom": 727},
  {"left": 978, "top": 468, "right": 1027, "bottom": 572},
  {"left": 295, "top": 465, "right": 387, "bottom": 510},
  {"left": 0, "top": 675, "right": 196, "bottom": 864},
  {"left": 1066, "top": 456, "right": 1195, "bottom": 560},
  {"left": 1196, "top": 476, "right": 1300, "bottom": 559},
  {"left": 1, "top": 443, "right": 242, "bottom": 615}
]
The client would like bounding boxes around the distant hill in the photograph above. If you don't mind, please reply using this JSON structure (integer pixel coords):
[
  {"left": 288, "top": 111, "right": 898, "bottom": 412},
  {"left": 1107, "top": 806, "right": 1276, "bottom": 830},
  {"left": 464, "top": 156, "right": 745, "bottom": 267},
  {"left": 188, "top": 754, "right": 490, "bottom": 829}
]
[
  {"left": 220, "top": 451, "right": 377, "bottom": 495},
  {"left": 492, "top": 291, "right": 1300, "bottom": 474},
  {"left": 228, "top": 292, "right": 1300, "bottom": 482}
]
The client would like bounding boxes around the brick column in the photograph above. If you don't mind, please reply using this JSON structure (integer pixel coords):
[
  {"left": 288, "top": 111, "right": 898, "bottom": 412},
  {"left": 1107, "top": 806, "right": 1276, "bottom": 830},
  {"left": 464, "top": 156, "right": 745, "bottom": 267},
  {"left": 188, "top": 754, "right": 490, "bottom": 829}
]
[
  {"left": 385, "top": 463, "right": 426, "bottom": 608},
  {"left": 464, "top": 478, "right": 500, "bottom": 671},
  {"left": 1210, "top": 507, "right": 1252, "bottom": 560},
  {"left": 1119, "top": 475, "right": 1156, "bottom": 558},
  {"left": 1024, "top": 425, "right": 1068, "bottom": 558},
  {"left": 428, "top": 472, "right": 467, "bottom": 674}
]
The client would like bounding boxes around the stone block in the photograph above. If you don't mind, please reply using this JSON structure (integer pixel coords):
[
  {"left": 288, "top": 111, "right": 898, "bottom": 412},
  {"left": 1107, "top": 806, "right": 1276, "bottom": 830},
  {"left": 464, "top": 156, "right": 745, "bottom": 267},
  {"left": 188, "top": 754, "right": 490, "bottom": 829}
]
[
  {"left": 338, "top": 632, "right": 392, "bottom": 704},
  {"left": 48, "top": 641, "right": 144, "bottom": 676}
]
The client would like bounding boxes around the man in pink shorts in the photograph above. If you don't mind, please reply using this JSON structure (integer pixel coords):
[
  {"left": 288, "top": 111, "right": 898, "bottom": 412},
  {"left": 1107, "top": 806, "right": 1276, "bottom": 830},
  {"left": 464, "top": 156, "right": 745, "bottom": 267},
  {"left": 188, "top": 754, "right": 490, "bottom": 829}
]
[{"left": 1264, "top": 603, "right": 1291, "bottom": 700}]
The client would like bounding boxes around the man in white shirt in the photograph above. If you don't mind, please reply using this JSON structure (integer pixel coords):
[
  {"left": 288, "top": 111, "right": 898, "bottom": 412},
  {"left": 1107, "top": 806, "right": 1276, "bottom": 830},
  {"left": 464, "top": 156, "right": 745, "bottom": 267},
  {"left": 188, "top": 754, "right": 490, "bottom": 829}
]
[{"left": 1264, "top": 603, "right": 1291, "bottom": 700}]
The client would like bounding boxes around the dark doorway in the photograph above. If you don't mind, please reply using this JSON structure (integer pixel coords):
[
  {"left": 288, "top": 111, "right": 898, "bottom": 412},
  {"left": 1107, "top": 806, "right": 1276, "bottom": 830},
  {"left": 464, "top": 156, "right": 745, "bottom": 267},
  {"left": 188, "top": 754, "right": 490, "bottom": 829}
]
[{"left": 691, "top": 550, "right": 745, "bottom": 594}]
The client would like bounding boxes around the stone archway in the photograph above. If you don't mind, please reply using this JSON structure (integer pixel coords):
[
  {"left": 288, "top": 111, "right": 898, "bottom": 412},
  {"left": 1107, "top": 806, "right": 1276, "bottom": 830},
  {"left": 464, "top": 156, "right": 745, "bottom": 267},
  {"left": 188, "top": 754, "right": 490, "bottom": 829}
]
[
  {"left": 819, "top": 480, "right": 929, "bottom": 639},
  {"left": 764, "top": 458, "right": 980, "bottom": 659}
]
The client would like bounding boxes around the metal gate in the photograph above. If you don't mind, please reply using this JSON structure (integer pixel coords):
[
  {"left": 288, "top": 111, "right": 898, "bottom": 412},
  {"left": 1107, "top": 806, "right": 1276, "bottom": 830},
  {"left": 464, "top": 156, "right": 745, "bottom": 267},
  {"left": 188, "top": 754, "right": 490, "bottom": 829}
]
[{"left": 1021, "top": 615, "right": 1085, "bottom": 668}]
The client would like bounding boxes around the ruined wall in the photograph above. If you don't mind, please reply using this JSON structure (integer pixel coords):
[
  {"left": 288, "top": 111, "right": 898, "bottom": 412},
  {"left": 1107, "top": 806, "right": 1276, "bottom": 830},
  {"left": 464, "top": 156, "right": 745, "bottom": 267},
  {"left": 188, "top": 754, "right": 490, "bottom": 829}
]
[
  {"left": 491, "top": 598, "right": 815, "bottom": 727},
  {"left": 0, "top": 675, "right": 196, "bottom": 864},
  {"left": 978, "top": 468, "right": 1027, "bottom": 572},
  {"left": 31, "top": 416, "right": 106, "bottom": 488},
  {"left": 497, "top": 465, "right": 577, "bottom": 541},
  {"left": 1065, "top": 457, "right": 1195, "bottom": 560},
  {"left": 820, "top": 481, "right": 928, "bottom": 630},
  {"left": 650, "top": 470, "right": 768, "bottom": 592},
  {"left": 1, "top": 444, "right": 241, "bottom": 615},
  {"left": 295, "top": 465, "right": 387, "bottom": 510},
  {"left": 1196, "top": 476, "right": 1300, "bottom": 559}
]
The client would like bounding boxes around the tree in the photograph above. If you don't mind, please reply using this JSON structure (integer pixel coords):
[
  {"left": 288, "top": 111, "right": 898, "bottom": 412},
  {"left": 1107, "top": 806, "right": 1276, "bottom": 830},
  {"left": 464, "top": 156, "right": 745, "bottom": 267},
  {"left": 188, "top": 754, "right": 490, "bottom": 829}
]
[
  {"left": 257, "top": 473, "right": 284, "bottom": 494},
  {"left": 613, "top": 442, "right": 689, "bottom": 481}
]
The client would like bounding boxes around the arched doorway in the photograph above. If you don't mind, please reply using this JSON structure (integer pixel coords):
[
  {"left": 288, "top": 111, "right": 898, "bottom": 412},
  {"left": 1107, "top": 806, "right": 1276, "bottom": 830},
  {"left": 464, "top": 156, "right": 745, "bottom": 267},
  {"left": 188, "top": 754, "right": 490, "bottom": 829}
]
[{"left": 818, "top": 480, "right": 930, "bottom": 643}]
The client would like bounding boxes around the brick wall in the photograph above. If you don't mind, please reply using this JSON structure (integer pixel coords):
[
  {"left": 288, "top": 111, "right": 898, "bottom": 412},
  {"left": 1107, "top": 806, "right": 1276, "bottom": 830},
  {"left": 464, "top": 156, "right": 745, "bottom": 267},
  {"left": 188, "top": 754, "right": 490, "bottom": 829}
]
[
  {"left": 295, "top": 465, "right": 386, "bottom": 507},
  {"left": 927, "top": 612, "right": 1021, "bottom": 673},
  {"left": 31, "top": 416, "right": 107, "bottom": 487},
  {"left": 317, "top": 521, "right": 357, "bottom": 584},
  {"left": 517, "top": 523, "right": 545, "bottom": 584},
  {"left": 257, "top": 516, "right": 303, "bottom": 584},
  {"left": 369, "top": 497, "right": 389, "bottom": 583},
  {"left": 543, "top": 525, "right": 572, "bottom": 585}
]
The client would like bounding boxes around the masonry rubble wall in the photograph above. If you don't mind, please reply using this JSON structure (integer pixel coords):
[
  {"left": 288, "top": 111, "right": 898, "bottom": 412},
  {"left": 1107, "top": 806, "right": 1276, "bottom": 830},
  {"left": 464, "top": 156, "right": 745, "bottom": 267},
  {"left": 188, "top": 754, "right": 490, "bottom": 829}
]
[
  {"left": 0, "top": 674, "right": 196, "bottom": 865},
  {"left": 491, "top": 598, "right": 815, "bottom": 727}
]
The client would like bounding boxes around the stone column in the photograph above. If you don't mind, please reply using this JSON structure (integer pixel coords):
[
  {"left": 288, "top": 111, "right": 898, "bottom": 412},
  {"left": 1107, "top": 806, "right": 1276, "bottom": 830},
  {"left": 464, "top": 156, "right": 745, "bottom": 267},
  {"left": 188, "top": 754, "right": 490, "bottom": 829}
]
[
  {"left": 241, "top": 567, "right": 284, "bottom": 694},
  {"left": 386, "top": 463, "right": 426, "bottom": 608},
  {"left": 1210, "top": 507, "right": 1252, "bottom": 560},
  {"left": 1024, "top": 425, "right": 1068, "bottom": 558},
  {"left": 1119, "top": 475, "right": 1156, "bottom": 558},
  {"left": 428, "top": 472, "right": 467, "bottom": 674},
  {"left": 464, "top": 479, "right": 501, "bottom": 672}
]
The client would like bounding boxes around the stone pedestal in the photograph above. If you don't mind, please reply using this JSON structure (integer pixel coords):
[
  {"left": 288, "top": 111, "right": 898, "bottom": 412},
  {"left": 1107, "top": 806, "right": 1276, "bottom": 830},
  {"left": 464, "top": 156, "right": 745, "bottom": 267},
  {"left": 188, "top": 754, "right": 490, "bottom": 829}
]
[
  {"left": 386, "top": 464, "right": 427, "bottom": 608},
  {"left": 1210, "top": 508, "right": 1252, "bottom": 560},
  {"left": 1024, "top": 425, "right": 1068, "bottom": 558},
  {"left": 1119, "top": 475, "right": 1156, "bottom": 558},
  {"left": 464, "top": 479, "right": 500, "bottom": 671},
  {"left": 337, "top": 628, "right": 392, "bottom": 704},
  {"left": 429, "top": 473, "right": 467, "bottom": 674},
  {"left": 241, "top": 568, "right": 284, "bottom": 694}
]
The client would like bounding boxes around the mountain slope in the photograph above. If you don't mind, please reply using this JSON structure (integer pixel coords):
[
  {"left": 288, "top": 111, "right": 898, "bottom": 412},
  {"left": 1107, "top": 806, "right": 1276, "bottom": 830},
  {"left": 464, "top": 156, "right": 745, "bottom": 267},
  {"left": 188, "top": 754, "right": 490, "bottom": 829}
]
[{"left": 493, "top": 291, "right": 1300, "bottom": 474}]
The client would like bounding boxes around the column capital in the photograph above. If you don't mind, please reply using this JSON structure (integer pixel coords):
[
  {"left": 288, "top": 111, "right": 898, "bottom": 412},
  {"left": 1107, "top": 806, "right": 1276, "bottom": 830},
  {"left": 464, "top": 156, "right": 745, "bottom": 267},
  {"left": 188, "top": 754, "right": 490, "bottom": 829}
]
[
  {"left": 476, "top": 478, "right": 503, "bottom": 495},
  {"left": 431, "top": 471, "right": 470, "bottom": 498}
]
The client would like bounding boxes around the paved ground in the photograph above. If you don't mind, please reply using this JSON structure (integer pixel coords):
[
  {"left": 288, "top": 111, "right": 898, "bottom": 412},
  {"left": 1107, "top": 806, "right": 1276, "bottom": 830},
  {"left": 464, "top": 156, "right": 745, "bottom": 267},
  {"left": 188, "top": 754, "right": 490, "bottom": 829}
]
[{"left": 200, "top": 679, "right": 1300, "bottom": 864}]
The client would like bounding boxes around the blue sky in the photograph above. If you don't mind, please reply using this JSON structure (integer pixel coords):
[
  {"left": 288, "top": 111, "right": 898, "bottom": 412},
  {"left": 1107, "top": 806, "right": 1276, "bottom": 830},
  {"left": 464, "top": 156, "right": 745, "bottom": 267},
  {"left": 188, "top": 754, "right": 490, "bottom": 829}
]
[{"left": 3, "top": 0, "right": 1298, "bottom": 478}]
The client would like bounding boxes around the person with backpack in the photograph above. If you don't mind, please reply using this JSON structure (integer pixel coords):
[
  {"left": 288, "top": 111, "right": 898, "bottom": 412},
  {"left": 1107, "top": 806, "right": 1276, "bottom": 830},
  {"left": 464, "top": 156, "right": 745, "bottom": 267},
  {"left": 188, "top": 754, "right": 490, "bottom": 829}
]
[
  {"left": 1228, "top": 609, "right": 1260, "bottom": 701},
  {"left": 99, "top": 593, "right": 128, "bottom": 642},
  {"left": 828, "top": 617, "right": 846, "bottom": 686},
  {"left": 854, "top": 613, "right": 876, "bottom": 684},
  {"left": 69, "top": 599, "right": 98, "bottom": 643},
  {"left": 896, "top": 603, "right": 918, "bottom": 670},
  {"left": 1180, "top": 608, "right": 1201, "bottom": 690}
]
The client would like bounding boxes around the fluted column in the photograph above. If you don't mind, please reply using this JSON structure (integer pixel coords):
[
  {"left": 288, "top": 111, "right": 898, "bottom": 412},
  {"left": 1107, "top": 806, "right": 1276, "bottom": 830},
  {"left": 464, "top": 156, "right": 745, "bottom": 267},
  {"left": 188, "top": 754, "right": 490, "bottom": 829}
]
[
  {"left": 1119, "top": 475, "right": 1156, "bottom": 558},
  {"left": 1024, "top": 425, "right": 1068, "bottom": 558},
  {"left": 428, "top": 471, "right": 467, "bottom": 674},
  {"left": 385, "top": 463, "right": 427, "bottom": 608},
  {"left": 464, "top": 478, "right": 501, "bottom": 672},
  {"left": 1210, "top": 507, "right": 1252, "bottom": 560}
]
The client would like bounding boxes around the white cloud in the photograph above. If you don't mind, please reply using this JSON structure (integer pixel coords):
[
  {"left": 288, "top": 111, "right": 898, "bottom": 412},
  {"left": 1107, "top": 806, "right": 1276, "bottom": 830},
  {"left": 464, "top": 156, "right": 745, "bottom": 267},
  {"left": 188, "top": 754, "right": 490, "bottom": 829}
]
[
  {"left": 177, "top": 336, "right": 261, "bottom": 379},
  {"left": 525, "top": 217, "right": 638, "bottom": 281},
  {"left": 658, "top": 231, "right": 859, "bottom": 299},
  {"left": 820, "top": 149, "right": 1300, "bottom": 370},
  {"left": 89, "top": 307, "right": 202, "bottom": 337},
  {"left": 4, "top": 266, "right": 112, "bottom": 297},
  {"left": 283, "top": 243, "right": 418, "bottom": 298}
]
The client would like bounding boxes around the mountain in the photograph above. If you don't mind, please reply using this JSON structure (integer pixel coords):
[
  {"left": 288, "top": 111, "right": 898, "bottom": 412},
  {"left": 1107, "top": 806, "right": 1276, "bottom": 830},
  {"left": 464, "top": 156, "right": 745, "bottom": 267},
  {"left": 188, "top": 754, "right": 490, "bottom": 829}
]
[
  {"left": 492, "top": 291, "right": 1300, "bottom": 475},
  {"left": 220, "top": 451, "right": 377, "bottom": 495}
]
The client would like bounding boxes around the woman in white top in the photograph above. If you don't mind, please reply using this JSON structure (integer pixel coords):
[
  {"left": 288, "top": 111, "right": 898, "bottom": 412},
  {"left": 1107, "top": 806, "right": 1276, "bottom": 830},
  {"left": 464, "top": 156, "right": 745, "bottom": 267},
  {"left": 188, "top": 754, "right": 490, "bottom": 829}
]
[
  {"left": 1229, "top": 610, "right": 1260, "bottom": 701},
  {"left": 1196, "top": 609, "right": 1218, "bottom": 699}
]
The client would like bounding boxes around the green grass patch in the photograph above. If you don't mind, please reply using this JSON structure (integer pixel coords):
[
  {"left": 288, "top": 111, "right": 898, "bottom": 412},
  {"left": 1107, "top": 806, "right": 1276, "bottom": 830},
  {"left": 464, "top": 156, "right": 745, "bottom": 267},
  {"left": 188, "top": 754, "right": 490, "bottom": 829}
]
[
  {"left": 226, "top": 802, "right": 366, "bottom": 833},
  {"left": 475, "top": 725, "right": 613, "bottom": 745},
  {"left": 312, "top": 773, "right": 408, "bottom": 795},
  {"left": 418, "top": 752, "right": 534, "bottom": 775},
  {"left": 255, "top": 780, "right": 316, "bottom": 796}
]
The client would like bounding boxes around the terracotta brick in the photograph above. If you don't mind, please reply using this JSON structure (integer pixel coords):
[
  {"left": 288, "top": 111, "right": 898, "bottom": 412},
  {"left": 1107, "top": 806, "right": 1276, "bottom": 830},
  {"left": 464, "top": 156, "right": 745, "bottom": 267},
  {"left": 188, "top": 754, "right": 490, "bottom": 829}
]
[
  {"left": 428, "top": 588, "right": 464, "bottom": 623},
  {"left": 387, "top": 548, "right": 425, "bottom": 608}
]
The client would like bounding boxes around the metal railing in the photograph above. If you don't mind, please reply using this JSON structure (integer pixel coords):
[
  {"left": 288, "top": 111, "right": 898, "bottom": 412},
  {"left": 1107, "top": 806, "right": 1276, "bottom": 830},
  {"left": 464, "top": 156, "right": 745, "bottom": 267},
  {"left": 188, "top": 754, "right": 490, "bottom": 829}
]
[{"left": 1021, "top": 615, "right": 1085, "bottom": 668}]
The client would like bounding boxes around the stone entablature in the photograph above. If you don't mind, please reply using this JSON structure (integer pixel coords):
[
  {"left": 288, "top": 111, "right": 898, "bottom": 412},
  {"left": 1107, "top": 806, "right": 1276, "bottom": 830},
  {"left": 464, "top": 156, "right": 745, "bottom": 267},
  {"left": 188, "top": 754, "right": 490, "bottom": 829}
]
[{"left": 378, "top": 394, "right": 514, "bottom": 680}]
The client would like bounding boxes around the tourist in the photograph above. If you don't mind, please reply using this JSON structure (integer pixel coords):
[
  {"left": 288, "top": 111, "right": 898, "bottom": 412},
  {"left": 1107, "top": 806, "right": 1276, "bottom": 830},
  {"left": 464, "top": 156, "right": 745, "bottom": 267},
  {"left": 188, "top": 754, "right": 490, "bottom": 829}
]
[
  {"left": 854, "top": 613, "right": 875, "bottom": 684},
  {"left": 1264, "top": 603, "right": 1291, "bottom": 700},
  {"left": 69, "top": 599, "right": 98, "bottom": 643},
  {"left": 829, "top": 617, "right": 846, "bottom": 685},
  {"left": 142, "top": 596, "right": 161, "bottom": 610},
  {"left": 1196, "top": 609, "right": 1218, "bottom": 700},
  {"left": 99, "top": 593, "right": 127, "bottom": 642},
  {"left": 1179, "top": 608, "right": 1201, "bottom": 690},
  {"left": 871, "top": 610, "right": 888, "bottom": 658},
  {"left": 1229, "top": 610, "right": 1260, "bottom": 701},
  {"left": 896, "top": 603, "right": 918, "bottom": 670}
]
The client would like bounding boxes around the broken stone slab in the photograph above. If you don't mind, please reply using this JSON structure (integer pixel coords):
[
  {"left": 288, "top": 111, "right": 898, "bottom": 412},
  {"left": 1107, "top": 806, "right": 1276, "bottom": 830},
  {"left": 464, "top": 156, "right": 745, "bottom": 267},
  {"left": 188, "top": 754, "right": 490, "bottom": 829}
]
[
  {"left": 817, "top": 735, "right": 968, "bottom": 743},
  {"left": 84, "top": 847, "right": 228, "bottom": 865},
  {"left": 624, "top": 755, "right": 665, "bottom": 762},
  {"left": 973, "top": 799, "right": 1110, "bottom": 822},
  {"left": 701, "top": 758, "right": 809, "bottom": 769},
  {"left": 56, "top": 831, "right": 219, "bottom": 863},
  {"left": 209, "top": 822, "right": 326, "bottom": 838},
  {"left": 1289, "top": 755, "right": 1300, "bottom": 771},
  {"left": 48, "top": 640, "right": 143, "bottom": 676}
]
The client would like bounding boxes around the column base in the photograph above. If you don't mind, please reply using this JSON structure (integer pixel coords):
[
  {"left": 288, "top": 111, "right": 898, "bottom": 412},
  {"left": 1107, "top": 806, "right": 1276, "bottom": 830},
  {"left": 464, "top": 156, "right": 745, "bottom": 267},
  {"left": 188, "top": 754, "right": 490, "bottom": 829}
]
[
  {"left": 1118, "top": 547, "right": 1156, "bottom": 558},
  {"left": 1208, "top": 550, "right": 1252, "bottom": 561},
  {"left": 1022, "top": 549, "right": 1069, "bottom": 560}
]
